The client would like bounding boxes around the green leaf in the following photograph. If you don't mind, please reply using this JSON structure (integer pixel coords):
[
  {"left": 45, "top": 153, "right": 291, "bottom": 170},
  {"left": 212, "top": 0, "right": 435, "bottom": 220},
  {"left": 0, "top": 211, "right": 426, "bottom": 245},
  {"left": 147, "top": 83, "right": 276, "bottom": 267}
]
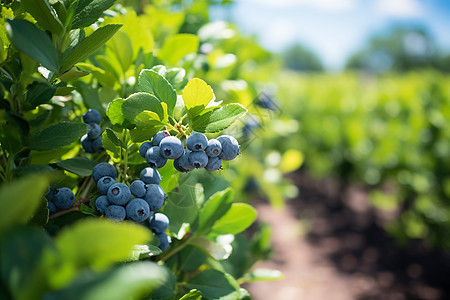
[
  {"left": 190, "top": 237, "right": 232, "bottom": 260},
  {"left": 73, "top": 81, "right": 105, "bottom": 116},
  {"left": 121, "top": 92, "right": 165, "bottom": 123},
  {"left": 55, "top": 219, "right": 152, "bottom": 270},
  {"left": 183, "top": 78, "right": 214, "bottom": 119},
  {"left": 127, "top": 244, "right": 162, "bottom": 261},
  {"left": 106, "top": 98, "right": 124, "bottom": 125},
  {"left": 0, "top": 175, "right": 49, "bottom": 233},
  {"left": 55, "top": 158, "right": 97, "bottom": 176},
  {"left": 192, "top": 103, "right": 247, "bottom": 133},
  {"left": 240, "top": 268, "right": 283, "bottom": 283},
  {"left": 179, "top": 290, "right": 202, "bottom": 300},
  {"left": 139, "top": 69, "right": 177, "bottom": 115},
  {"left": 101, "top": 130, "right": 120, "bottom": 156},
  {"left": 61, "top": 24, "right": 122, "bottom": 73},
  {"left": 164, "top": 67, "right": 187, "bottom": 90},
  {"left": 5, "top": 19, "right": 59, "bottom": 72},
  {"left": 31, "top": 122, "right": 87, "bottom": 151},
  {"left": 24, "top": 82, "right": 57, "bottom": 110},
  {"left": 106, "top": 30, "right": 133, "bottom": 72},
  {"left": 158, "top": 34, "right": 199, "bottom": 65},
  {"left": 21, "top": 0, "right": 64, "bottom": 35},
  {"left": 210, "top": 203, "right": 257, "bottom": 235},
  {"left": 129, "top": 124, "right": 164, "bottom": 143},
  {"left": 104, "top": 128, "right": 126, "bottom": 149},
  {"left": 72, "top": 0, "right": 116, "bottom": 29},
  {"left": 186, "top": 270, "right": 240, "bottom": 300},
  {"left": 196, "top": 188, "right": 234, "bottom": 235},
  {"left": 76, "top": 62, "right": 115, "bottom": 87},
  {"left": 45, "top": 262, "right": 168, "bottom": 300},
  {"left": 58, "top": 66, "right": 90, "bottom": 82}
]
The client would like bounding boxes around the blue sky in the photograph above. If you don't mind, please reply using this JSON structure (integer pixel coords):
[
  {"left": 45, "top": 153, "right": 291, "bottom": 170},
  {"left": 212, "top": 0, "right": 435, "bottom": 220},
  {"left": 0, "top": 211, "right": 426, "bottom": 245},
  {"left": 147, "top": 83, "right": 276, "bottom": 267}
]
[{"left": 210, "top": 0, "right": 450, "bottom": 69}]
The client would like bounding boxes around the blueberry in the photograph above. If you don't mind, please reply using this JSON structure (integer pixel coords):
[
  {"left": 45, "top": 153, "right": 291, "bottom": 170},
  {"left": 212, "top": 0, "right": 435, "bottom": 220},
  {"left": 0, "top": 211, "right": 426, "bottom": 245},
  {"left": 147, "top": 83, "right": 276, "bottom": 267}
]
[
  {"left": 217, "top": 135, "right": 240, "bottom": 161},
  {"left": 91, "top": 136, "right": 103, "bottom": 152},
  {"left": 81, "top": 134, "right": 95, "bottom": 153},
  {"left": 139, "top": 167, "right": 161, "bottom": 185},
  {"left": 83, "top": 109, "right": 102, "bottom": 124},
  {"left": 53, "top": 187, "right": 75, "bottom": 209},
  {"left": 188, "top": 151, "right": 208, "bottom": 169},
  {"left": 92, "top": 162, "right": 117, "bottom": 183},
  {"left": 186, "top": 132, "right": 208, "bottom": 151},
  {"left": 159, "top": 136, "right": 184, "bottom": 159},
  {"left": 145, "top": 146, "right": 168, "bottom": 168},
  {"left": 204, "top": 156, "right": 222, "bottom": 171},
  {"left": 87, "top": 123, "right": 102, "bottom": 139},
  {"left": 130, "top": 180, "right": 147, "bottom": 198},
  {"left": 144, "top": 184, "right": 166, "bottom": 211},
  {"left": 48, "top": 201, "right": 57, "bottom": 215},
  {"left": 205, "top": 139, "right": 222, "bottom": 157},
  {"left": 97, "top": 176, "right": 115, "bottom": 194},
  {"left": 105, "top": 205, "right": 126, "bottom": 221},
  {"left": 156, "top": 232, "right": 171, "bottom": 251},
  {"left": 151, "top": 131, "right": 170, "bottom": 146},
  {"left": 45, "top": 187, "right": 54, "bottom": 200},
  {"left": 139, "top": 142, "right": 152, "bottom": 158},
  {"left": 95, "top": 195, "right": 110, "bottom": 215},
  {"left": 149, "top": 213, "right": 169, "bottom": 233},
  {"left": 174, "top": 149, "right": 194, "bottom": 172},
  {"left": 107, "top": 183, "right": 131, "bottom": 206},
  {"left": 126, "top": 198, "right": 150, "bottom": 222}
]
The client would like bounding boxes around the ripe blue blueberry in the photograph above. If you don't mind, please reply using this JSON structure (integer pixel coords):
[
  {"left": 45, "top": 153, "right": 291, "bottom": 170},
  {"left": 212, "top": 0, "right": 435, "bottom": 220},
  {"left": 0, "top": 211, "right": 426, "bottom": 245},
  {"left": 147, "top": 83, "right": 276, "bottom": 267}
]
[
  {"left": 45, "top": 187, "right": 54, "bottom": 200},
  {"left": 83, "top": 109, "right": 102, "bottom": 124},
  {"left": 151, "top": 131, "right": 170, "bottom": 146},
  {"left": 126, "top": 198, "right": 150, "bottom": 222},
  {"left": 107, "top": 183, "right": 131, "bottom": 206},
  {"left": 87, "top": 123, "right": 102, "bottom": 139},
  {"left": 130, "top": 180, "right": 147, "bottom": 198},
  {"left": 97, "top": 176, "right": 115, "bottom": 194},
  {"left": 144, "top": 184, "right": 166, "bottom": 211},
  {"left": 105, "top": 205, "right": 126, "bottom": 221},
  {"left": 204, "top": 156, "right": 222, "bottom": 171},
  {"left": 159, "top": 136, "right": 184, "bottom": 159},
  {"left": 188, "top": 151, "right": 208, "bottom": 169},
  {"left": 173, "top": 158, "right": 187, "bottom": 172},
  {"left": 186, "top": 132, "right": 208, "bottom": 151},
  {"left": 48, "top": 201, "right": 57, "bottom": 215},
  {"left": 217, "top": 135, "right": 240, "bottom": 161},
  {"left": 91, "top": 136, "right": 103, "bottom": 152},
  {"left": 205, "top": 139, "right": 222, "bottom": 157},
  {"left": 92, "top": 162, "right": 117, "bottom": 183},
  {"left": 149, "top": 213, "right": 169, "bottom": 233},
  {"left": 139, "top": 167, "right": 161, "bottom": 185},
  {"left": 95, "top": 195, "right": 110, "bottom": 215},
  {"left": 174, "top": 149, "right": 194, "bottom": 172},
  {"left": 53, "top": 187, "right": 75, "bottom": 209},
  {"left": 139, "top": 142, "right": 152, "bottom": 158},
  {"left": 156, "top": 232, "right": 171, "bottom": 251},
  {"left": 145, "top": 146, "right": 168, "bottom": 168},
  {"left": 81, "top": 134, "right": 95, "bottom": 153}
]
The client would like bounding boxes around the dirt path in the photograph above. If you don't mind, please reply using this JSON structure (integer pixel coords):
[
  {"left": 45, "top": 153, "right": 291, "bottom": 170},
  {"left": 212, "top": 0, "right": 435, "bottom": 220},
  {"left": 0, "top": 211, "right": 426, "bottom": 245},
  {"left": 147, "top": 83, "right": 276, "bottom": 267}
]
[{"left": 245, "top": 171, "right": 450, "bottom": 300}]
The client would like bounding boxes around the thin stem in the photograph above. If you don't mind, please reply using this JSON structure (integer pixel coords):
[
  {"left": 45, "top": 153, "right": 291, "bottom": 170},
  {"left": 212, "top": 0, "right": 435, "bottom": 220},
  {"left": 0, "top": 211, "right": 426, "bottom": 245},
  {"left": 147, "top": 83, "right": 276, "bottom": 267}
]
[
  {"left": 179, "top": 113, "right": 188, "bottom": 123},
  {"left": 159, "top": 237, "right": 193, "bottom": 262}
]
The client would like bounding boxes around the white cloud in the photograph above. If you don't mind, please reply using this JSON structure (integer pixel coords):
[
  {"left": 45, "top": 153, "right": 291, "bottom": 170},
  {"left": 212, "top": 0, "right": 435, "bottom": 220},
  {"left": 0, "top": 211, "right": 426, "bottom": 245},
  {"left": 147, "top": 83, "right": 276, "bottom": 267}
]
[
  {"left": 374, "top": 0, "right": 422, "bottom": 18},
  {"left": 248, "top": 0, "right": 357, "bottom": 12}
]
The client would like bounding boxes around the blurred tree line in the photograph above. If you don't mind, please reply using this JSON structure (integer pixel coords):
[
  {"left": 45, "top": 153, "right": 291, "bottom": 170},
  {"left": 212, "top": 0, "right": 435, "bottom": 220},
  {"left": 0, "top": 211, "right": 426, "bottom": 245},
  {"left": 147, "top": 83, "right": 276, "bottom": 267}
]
[{"left": 282, "top": 26, "right": 450, "bottom": 73}]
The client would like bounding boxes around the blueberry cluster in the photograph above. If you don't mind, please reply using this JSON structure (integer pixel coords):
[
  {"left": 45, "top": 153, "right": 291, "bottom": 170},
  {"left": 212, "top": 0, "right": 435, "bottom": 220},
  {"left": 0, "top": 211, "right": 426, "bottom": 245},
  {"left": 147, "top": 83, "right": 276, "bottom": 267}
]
[
  {"left": 139, "top": 131, "right": 240, "bottom": 173},
  {"left": 81, "top": 109, "right": 103, "bottom": 153},
  {"left": 92, "top": 162, "right": 171, "bottom": 251},
  {"left": 45, "top": 187, "right": 75, "bottom": 215}
]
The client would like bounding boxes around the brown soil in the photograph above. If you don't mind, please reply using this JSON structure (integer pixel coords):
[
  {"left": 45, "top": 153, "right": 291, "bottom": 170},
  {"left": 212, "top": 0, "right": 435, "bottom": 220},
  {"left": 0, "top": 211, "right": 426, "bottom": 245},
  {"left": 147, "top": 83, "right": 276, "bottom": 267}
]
[{"left": 245, "top": 171, "right": 450, "bottom": 300}]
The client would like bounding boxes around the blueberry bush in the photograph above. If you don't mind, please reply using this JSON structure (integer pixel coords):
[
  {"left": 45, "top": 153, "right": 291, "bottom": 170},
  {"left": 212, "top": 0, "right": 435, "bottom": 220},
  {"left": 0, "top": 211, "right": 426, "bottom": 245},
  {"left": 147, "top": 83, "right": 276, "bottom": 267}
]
[{"left": 0, "top": 1, "right": 281, "bottom": 299}]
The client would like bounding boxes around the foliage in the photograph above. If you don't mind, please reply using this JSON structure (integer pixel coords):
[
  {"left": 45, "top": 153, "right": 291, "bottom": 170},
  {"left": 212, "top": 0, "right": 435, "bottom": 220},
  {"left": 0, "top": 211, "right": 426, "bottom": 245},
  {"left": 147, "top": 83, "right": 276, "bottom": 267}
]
[
  {"left": 282, "top": 43, "right": 324, "bottom": 72},
  {"left": 0, "top": 1, "right": 282, "bottom": 299}
]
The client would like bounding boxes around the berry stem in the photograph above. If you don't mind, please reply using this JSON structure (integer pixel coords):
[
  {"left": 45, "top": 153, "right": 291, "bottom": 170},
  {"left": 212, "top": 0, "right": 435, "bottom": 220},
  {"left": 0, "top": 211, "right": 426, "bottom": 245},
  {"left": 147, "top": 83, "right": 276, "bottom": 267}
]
[{"left": 159, "top": 234, "right": 195, "bottom": 262}]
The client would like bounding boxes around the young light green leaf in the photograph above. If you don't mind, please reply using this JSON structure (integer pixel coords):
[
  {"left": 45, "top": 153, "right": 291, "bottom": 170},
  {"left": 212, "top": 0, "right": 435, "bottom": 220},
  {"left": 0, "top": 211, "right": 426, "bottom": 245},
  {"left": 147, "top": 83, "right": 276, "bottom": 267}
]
[
  {"left": 61, "top": 24, "right": 122, "bottom": 73},
  {"left": 127, "top": 244, "right": 162, "bottom": 261},
  {"left": 186, "top": 270, "right": 240, "bottom": 300},
  {"left": 195, "top": 188, "right": 234, "bottom": 235},
  {"left": 192, "top": 103, "right": 247, "bottom": 133},
  {"left": 55, "top": 219, "right": 152, "bottom": 269},
  {"left": 31, "top": 122, "right": 87, "bottom": 151},
  {"left": 58, "top": 66, "right": 90, "bottom": 82},
  {"left": 76, "top": 62, "right": 116, "bottom": 87},
  {"left": 55, "top": 158, "right": 97, "bottom": 176},
  {"left": 179, "top": 290, "right": 202, "bottom": 300},
  {"left": 106, "top": 30, "right": 133, "bottom": 72},
  {"left": 240, "top": 268, "right": 283, "bottom": 283},
  {"left": 139, "top": 69, "right": 177, "bottom": 115},
  {"left": 158, "top": 34, "right": 199, "bottom": 65},
  {"left": 107, "top": 98, "right": 125, "bottom": 125},
  {"left": 183, "top": 78, "right": 214, "bottom": 119},
  {"left": 72, "top": 0, "right": 116, "bottom": 29},
  {"left": 0, "top": 175, "right": 49, "bottom": 233},
  {"left": 5, "top": 19, "right": 59, "bottom": 72},
  {"left": 21, "top": 0, "right": 64, "bottom": 35},
  {"left": 121, "top": 92, "right": 165, "bottom": 123},
  {"left": 210, "top": 203, "right": 257, "bottom": 235}
]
